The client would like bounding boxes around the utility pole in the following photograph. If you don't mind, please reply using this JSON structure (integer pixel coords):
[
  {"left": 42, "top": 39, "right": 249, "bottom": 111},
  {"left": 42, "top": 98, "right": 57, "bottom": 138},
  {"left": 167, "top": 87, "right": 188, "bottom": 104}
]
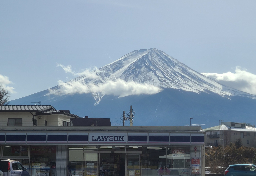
[
  {"left": 123, "top": 111, "right": 125, "bottom": 126},
  {"left": 190, "top": 118, "right": 193, "bottom": 126},
  {"left": 121, "top": 105, "right": 135, "bottom": 126},
  {"left": 129, "top": 105, "right": 134, "bottom": 126}
]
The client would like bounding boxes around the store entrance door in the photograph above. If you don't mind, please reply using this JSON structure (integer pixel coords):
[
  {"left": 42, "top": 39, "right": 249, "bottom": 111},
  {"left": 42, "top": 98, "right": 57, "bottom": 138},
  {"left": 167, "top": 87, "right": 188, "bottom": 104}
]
[{"left": 99, "top": 153, "right": 125, "bottom": 176}]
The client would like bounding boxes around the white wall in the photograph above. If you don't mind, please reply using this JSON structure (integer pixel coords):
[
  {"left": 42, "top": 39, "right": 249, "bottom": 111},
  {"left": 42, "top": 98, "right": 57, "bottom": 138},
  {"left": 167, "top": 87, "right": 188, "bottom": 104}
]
[
  {"left": 0, "top": 112, "right": 74, "bottom": 127},
  {"left": 0, "top": 112, "right": 33, "bottom": 126}
]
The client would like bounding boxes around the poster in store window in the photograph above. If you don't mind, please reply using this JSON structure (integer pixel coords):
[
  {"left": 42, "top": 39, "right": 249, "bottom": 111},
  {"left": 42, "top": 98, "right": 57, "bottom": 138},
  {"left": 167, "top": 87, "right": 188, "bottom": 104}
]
[
  {"left": 87, "top": 162, "right": 94, "bottom": 168},
  {"left": 191, "top": 158, "right": 200, "bottom": 165},
  {"left": 191, "top": 157, "right": 200, "bottom": 174},
  {"left": 129, "top": 170, "right": 135, "bottom": 176},
  {"left": 135, "top": 170, "right": 140, "bottom": 175},
  {"left": 191, "top": 164, "right": 200, "bottom": 174}
]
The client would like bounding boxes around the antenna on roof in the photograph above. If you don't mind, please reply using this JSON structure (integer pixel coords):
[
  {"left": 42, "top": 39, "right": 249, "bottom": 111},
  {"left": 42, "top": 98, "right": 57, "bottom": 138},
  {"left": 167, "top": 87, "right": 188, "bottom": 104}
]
[{"left": 31, "top": 101, "right": 41, "bottom": 105}]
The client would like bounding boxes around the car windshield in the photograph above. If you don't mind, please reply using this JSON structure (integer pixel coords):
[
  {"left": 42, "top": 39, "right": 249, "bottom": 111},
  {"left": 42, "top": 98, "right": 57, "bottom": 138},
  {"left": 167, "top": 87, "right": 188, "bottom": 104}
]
[
  {"left": 12, "top": 163, "right": 23, "bottom": 170},
  {"left": 245, "top": 165, "right": 256, "bottom": 171}
]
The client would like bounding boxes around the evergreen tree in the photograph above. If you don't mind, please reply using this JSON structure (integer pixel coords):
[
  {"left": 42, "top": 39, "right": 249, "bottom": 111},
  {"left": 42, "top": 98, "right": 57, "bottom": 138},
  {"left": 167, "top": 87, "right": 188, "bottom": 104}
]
[{"left": 0, "top": 85, "right": 9, "bottom": 105}]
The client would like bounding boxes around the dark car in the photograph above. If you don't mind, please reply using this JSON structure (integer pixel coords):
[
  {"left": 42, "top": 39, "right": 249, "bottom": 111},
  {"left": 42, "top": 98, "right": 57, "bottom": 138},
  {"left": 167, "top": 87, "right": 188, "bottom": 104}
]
[{"left": 224, "top": 164, "right": 256, "bottom": 176}]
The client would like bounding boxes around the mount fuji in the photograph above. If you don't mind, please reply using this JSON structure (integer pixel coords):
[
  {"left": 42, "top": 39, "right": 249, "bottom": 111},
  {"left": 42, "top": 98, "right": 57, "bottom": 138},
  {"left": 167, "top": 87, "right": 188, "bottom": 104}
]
[{"left": 10, "top": 49, "right": 256, "bottom": 128}]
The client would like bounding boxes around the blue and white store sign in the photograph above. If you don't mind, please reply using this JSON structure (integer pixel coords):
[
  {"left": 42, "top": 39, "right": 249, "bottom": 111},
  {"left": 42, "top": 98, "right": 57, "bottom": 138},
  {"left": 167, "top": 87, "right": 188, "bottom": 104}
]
[
  {"left": 0, "top": 132, "right": 203, "bottom": 145},
  {"left": 89, "top": 133, "right": 127, "bottom": 143}
]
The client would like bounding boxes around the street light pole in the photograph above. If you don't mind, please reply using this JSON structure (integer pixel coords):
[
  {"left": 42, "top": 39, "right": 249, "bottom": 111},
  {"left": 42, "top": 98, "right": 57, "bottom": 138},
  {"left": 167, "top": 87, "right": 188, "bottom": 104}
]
[{"left": 190, "top": 118, "right": 193, "bottom": 126}]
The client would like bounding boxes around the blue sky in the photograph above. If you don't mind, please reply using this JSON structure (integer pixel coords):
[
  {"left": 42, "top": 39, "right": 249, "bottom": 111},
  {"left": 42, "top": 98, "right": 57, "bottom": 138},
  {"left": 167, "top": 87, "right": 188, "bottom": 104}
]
[{"left": 1, "top": 0, "right": 256, "bottom": 100}]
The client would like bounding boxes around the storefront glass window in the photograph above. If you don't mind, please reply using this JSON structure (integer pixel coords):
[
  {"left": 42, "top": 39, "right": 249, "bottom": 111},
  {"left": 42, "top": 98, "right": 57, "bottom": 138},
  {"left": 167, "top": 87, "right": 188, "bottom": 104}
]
[
  {"left": 140, "top": 146, "right": 191, "bottom": 176},
  {"left": 68, "top": 145, "right": 193, "bottom": 176},
  {"left": 85, "top": 153, "right": 98, "bottom": 176},
  {"left": 166, "top": 147, "right": 191, "bottom": 176},
  {"left": 68, "top": 146, "right": 99, "bottom": 176},
  {"left": 100, "top": 153, "right": 125, "bottom": 176},
  {"left": 30, "top": 146, "right": 56, "bottom": 176},
  {"left": 69, "top": 147, "right": 85, "bottom": 176},
  {"left": 140, "top": 146, "right": 166, "bottom": 176},
  {"left": 127, "top": 154, "right": 140, "bottom": 176},
  {"left": 3, "top": 146, "right": 28, "bottom": 156}
]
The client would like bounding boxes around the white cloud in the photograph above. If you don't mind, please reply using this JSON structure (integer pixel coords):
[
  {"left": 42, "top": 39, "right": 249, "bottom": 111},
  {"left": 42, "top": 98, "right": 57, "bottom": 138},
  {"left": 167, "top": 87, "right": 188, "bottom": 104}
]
[
  {"left": 0, "top": 74, "right": 15, "bottom": 94},
  {"left": 50, "top": 79, "right": 161, "bottom": 97},
  {"left": 53, "top": 64, "right": 162, "bottom": 97},
  {"left": 53, "top": 80, "right": 91, "bottom": 95},
  {"left": 57, "top": 64, "right": 100, "bottom": 79},
  {"left": 202, "top": 67, "right": 256, "bottom": 95},
  {"left": 57, "top": 64, "right": 75, "bottom": 74},
  {"left": 92, "top": 79, "right": 161, "bottom": 97}
]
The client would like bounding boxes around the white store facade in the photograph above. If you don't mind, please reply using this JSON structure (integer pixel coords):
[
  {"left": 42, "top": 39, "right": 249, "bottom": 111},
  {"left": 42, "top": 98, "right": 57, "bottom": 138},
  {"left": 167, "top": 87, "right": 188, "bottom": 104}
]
[
  {"left": 0, "top": 126, "right": 205, "bottom": 176},
  {"left": 0, "top": 106, "right": 205, "bottom": 176}
]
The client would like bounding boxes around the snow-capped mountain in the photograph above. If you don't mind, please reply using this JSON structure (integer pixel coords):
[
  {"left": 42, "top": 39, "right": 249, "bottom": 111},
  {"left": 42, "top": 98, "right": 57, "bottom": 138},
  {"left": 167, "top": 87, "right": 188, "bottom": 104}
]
[
  {"left": 50, "top": 48, "right": 253, "bottom": 104},
  {"left": 100, "top": 48, "right": 223, "bottom": 92},
  {"left": 9, "top": 49, "right": 256, "bottom": 127}
]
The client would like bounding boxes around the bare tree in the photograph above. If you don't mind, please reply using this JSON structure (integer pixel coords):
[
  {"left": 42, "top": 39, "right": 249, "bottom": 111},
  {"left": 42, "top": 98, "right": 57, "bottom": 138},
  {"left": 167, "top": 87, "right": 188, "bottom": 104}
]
[{"left": 0, "top": 86, "right": 9, "bottom": 105}]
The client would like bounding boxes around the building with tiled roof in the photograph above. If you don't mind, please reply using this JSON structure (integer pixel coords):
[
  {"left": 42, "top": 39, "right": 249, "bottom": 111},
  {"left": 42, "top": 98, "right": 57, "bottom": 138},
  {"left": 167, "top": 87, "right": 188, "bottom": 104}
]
[
  {"left": 0, "top": 105, "right": 80, "bottom": 126},
  {"left": 204, "top": 121, "right": 256, "bottom": 147}
]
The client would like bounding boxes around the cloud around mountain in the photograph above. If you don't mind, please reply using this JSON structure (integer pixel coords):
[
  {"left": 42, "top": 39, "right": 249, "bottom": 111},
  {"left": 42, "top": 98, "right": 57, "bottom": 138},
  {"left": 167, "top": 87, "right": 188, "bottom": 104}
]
[
  {"left": 50, "top": 79, "right": 161, "bottom": 97},
  {"left": 50, "top": 65, "right": 161, "bottom": 97},
  {"left": 202, "top": 67, "right": 256, "bottom": 95}
]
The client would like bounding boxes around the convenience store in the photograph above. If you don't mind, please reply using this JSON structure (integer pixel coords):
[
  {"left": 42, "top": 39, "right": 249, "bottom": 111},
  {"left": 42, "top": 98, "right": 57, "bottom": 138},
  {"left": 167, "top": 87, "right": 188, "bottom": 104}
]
[{"left": 0, "top": 126, "right": 205, "bottom": 176}]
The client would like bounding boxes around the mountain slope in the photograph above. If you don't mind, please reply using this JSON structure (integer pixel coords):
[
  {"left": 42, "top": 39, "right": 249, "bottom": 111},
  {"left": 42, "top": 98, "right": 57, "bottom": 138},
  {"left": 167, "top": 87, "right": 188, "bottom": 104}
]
[{"left": 9, "top": 89, "right": 256, "bottom": 127}]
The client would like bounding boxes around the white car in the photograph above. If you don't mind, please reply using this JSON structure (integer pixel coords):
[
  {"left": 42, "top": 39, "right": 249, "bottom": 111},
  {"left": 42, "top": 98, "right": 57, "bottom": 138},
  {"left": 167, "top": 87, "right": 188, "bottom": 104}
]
[{"left": 0, "top": 160, "right": 30, "bottom": 176}]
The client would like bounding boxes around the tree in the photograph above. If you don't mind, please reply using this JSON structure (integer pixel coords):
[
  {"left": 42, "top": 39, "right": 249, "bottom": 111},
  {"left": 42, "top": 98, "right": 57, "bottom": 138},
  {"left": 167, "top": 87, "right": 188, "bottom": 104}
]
[
  {"left": 235, "top": 139, "right": 243, "bottom": 148},
  {"left": 0, "top": 85, "right": 9, "bottom": 105},
  {"left": 205, "top": 143, "right": 256, "bottom": 174}
]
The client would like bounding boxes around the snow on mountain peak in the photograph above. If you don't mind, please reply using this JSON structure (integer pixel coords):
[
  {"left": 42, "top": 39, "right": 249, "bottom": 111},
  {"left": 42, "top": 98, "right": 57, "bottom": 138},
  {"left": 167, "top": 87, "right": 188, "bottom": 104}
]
[{"left": 97, "top": 48, "right": 230, "bottom": 95}]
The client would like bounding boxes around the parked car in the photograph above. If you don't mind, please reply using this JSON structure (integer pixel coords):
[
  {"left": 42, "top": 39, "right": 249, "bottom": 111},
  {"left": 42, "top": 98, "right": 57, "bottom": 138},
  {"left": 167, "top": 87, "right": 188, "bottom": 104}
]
[
  {"left": 0, "top": 160, "right": 30, "bottom": 176},
  {"left": 224, "top": 164, "right": 256, "bottom": 176}
]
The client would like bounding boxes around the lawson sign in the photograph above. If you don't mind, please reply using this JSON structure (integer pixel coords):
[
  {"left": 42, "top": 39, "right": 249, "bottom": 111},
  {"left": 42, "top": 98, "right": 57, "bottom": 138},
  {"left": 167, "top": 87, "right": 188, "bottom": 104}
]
[{"left": 89, "top": 133, "right": 127, "bottom": 143}]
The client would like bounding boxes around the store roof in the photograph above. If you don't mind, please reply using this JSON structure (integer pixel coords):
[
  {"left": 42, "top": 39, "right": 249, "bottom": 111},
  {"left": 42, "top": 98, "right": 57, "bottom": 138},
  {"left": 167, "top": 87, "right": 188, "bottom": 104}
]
[{"left": 0, "top": 125, "right": 203, "bottom": 132}]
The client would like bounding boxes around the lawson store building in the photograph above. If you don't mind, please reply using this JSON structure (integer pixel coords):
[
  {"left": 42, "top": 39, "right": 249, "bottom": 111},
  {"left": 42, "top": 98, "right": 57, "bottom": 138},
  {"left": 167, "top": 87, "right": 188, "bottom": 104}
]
[
  {"left": 0, "top": 126, "right": 205, "bottom": 176},
  {"left": 0, "top": 105, "right": 205, "bottom": 176}
]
